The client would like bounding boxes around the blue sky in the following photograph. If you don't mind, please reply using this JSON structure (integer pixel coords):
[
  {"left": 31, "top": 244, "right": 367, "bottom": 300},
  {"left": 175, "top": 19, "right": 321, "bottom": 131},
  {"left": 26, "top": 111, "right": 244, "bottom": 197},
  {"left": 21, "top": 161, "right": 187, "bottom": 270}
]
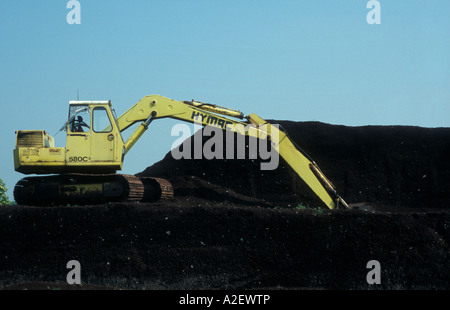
[{"left": 1, "top": 1, "right": 449, "bottom": 200}]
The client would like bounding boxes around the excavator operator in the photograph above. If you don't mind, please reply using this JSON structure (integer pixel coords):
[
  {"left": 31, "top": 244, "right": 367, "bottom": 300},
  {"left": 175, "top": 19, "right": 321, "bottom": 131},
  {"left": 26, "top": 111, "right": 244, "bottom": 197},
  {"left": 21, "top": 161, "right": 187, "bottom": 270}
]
[{"left": 72, "top": 116, "right": 90, "bottom": 132}]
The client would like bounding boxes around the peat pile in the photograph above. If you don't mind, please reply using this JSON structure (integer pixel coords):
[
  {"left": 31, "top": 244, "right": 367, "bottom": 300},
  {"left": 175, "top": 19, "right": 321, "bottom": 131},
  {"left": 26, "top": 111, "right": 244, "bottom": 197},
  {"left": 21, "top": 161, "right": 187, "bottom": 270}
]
[
  {"left": 0, "top": 203, "right": 449, "bottom": 290},
  {"left": 1, "top": 121, "right": 450, "bottom": 290},
  {"left": 139, "top": 121, "right": 450, "bottom": 210}
]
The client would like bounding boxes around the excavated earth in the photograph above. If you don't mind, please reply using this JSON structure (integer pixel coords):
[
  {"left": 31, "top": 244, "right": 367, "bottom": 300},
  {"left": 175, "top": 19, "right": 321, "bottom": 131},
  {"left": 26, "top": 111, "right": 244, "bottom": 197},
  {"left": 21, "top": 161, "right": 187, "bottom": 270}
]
[{"left": 1, "top": 121, "right": 450, "bottom": 290}]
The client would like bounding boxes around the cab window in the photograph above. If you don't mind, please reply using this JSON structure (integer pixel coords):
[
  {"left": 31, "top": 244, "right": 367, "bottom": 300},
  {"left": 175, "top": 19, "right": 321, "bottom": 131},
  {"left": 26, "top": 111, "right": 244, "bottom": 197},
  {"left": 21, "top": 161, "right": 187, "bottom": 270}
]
[
  {"left": 69, "top": 105, "right": 90, "bottom": 133},
  {"left": 93, "top": 107, "right": 112, "bottom": 133}
]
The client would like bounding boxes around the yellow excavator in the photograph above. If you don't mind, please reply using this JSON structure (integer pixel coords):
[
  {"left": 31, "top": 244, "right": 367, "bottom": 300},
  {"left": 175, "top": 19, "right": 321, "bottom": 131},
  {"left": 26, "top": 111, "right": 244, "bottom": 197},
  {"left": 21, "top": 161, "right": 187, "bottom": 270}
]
[{"left": 13, "top": 95, "right": 348, "bottom": 209}]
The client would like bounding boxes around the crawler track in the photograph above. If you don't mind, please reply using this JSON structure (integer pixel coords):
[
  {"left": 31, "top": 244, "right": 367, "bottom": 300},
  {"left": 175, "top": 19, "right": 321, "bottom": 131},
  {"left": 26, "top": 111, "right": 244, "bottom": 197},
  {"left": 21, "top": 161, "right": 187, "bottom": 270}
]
[{"left": 13, "top": 174, "right": 173, "bottom": 206}]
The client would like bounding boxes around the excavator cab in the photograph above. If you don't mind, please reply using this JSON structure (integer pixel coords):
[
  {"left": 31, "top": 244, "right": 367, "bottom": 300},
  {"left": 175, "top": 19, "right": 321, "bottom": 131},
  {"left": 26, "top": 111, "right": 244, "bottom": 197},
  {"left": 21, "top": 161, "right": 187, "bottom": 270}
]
[
  {"left": 13, "top": 101, "right": 125, "bottom": 175},
  {"left": 64, "top": 101, "right": 124, "bottom": 173}
]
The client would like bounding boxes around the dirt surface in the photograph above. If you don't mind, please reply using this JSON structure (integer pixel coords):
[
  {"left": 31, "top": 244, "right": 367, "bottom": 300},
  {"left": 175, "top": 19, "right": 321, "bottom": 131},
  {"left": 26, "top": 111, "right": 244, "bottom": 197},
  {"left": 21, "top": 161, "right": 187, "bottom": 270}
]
[{"left": 1, "top": 121, "right": 449, "bottom": 290}]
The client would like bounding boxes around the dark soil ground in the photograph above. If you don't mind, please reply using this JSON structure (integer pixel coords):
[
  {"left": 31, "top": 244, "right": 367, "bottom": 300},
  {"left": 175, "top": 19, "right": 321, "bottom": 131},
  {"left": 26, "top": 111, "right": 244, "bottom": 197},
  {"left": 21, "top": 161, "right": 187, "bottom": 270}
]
[{"left": 1, "top": 121, "right": 449, "bottom": 290}]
